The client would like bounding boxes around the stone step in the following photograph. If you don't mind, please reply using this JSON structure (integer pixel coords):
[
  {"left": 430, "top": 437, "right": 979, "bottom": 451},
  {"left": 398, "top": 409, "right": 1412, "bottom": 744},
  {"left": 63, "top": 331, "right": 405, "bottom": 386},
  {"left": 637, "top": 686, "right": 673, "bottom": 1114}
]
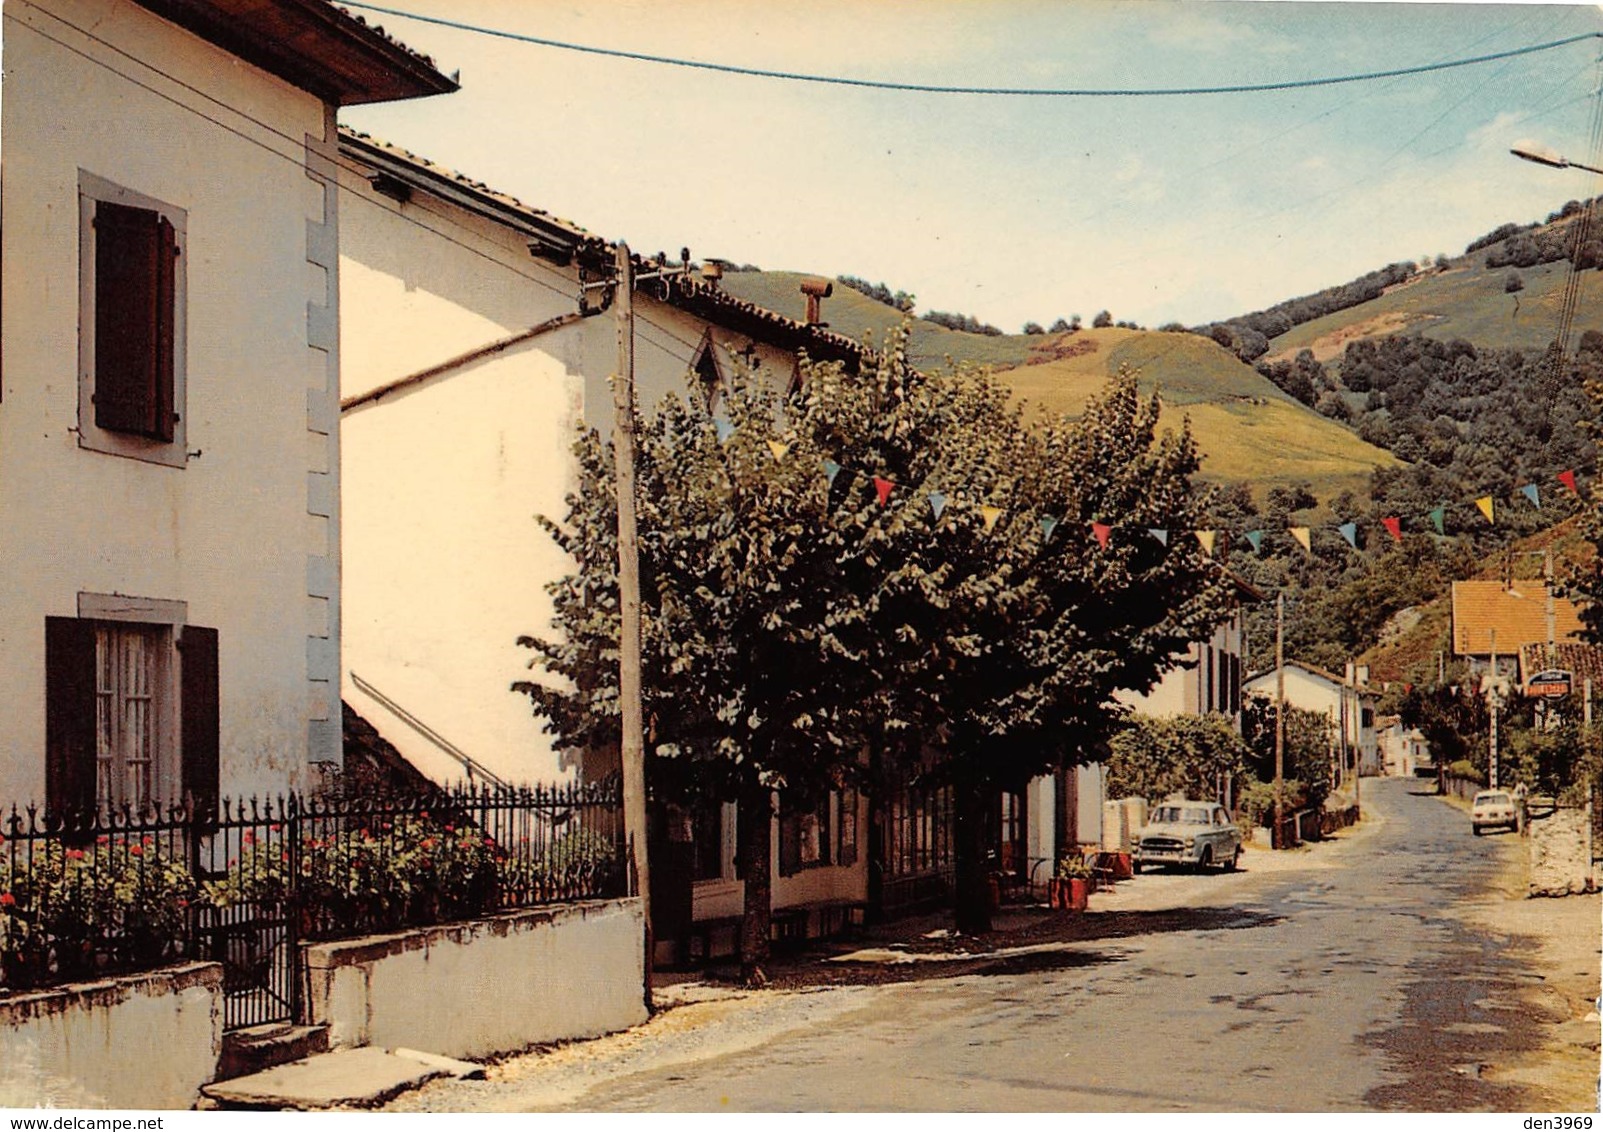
[
  {"left": 217, "top": 1023, "right": 331, "bottom": 1081},
  {"left": 202, "top": 1047, "right": 450, "bottom": 1111}
]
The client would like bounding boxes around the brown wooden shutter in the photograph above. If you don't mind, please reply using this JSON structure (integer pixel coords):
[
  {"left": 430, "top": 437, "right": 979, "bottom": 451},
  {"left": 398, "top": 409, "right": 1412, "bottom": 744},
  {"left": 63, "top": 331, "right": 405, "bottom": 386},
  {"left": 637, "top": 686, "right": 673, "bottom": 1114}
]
[
  {"left": 95, "top": 201, "right": 176, "bottom": 440},
  {"left": 45, "top": 617, "right": 98, "bottom": 819},
  {"left": 179, "top": 625, "right": 219, "bottom": 820}
]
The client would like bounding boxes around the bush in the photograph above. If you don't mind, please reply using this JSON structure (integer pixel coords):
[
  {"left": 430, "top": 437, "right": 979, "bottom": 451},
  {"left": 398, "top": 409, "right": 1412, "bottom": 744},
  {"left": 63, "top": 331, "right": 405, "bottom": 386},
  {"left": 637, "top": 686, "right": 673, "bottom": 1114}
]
[
  {"left": 1447, "top": 759, "right": 1486, "bottom": 786},
  {"left": 0, "top": 837, "right": 197, "bottom": 986}
]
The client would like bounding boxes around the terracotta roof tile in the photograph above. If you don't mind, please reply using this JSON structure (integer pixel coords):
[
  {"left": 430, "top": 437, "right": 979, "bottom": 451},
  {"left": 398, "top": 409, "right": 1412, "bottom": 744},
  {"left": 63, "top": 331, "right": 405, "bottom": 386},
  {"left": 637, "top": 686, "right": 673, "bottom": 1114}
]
[
  {"left": 1450, "top": 580, "right": 1585, "bottom": 656},
  {"left": 1517, "top": 641, "right": 1603, "bottom": 690}
]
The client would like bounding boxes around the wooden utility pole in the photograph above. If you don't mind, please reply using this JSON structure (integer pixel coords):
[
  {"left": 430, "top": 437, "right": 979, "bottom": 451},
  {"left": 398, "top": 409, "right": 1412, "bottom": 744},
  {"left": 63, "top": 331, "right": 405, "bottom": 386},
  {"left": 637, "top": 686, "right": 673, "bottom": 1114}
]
[
  {"left": 1489, "top": 627, "right": 1499, "bottom": 791},
  {"left": 1274, "top": 593, "right": 1285, "bottom": 849},
  {"left": 613, "top": 242, "right": 652, "bottom": 1008}
]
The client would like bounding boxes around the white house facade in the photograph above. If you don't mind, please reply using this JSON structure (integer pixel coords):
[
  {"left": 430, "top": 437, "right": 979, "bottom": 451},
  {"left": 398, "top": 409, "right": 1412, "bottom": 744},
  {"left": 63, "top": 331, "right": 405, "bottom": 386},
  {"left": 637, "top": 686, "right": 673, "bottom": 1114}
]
[
  {"left": 0, "top": 0, "right": 454, "bottom": 812},
  {"left": 334, "top": 132, "right": 873, "bottom": 955},
  {"left": 1243, "top": 660, "right": 1380, "bottom": 784}
]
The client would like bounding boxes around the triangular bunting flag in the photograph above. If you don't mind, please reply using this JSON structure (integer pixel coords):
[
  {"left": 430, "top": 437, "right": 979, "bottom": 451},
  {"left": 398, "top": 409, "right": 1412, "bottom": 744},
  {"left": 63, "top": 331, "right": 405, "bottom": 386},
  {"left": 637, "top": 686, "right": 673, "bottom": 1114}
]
[
  {"left": 1520, "top": 483, "right": 1540, "bottom": 509},
  {"left": 1428, "top": 506, "right": 1445, "bottom": 534},
  {"left": 928, "top": 491, "right": 948, "bottom": 520},
  {"left": 1193, "top": 530, "right": 1216, "bottom": 557},
  {"left": 714, "top": 418, "right": 734, "bottom": 443},
  {"left": 767, "top": 440, "right": 790, "bottom": 463},
  {"left": 1382, "top": 516, "right": 1402, "bottom": 543},
  {"left": 1244, "top": 530, "right": 1263, "bottom": 553},
  {"left": 1040, "top": 516, "right": 1059, "bottom": 541},
  {"left": 1450, "top": 684, "right": 1460, "bottom": 696},
  {"left": 1475, "top": 496, "right": 1495, "bottom": 524},
  {"left": 1148, "top": 528, "right": 1169, "bottom": 546},
  {"left": 823, "top": 458, "right": 842, "bottom": 487},
  {"left": 1337, "top": 522, "right": 1358, "bottom": 548},
  {"left": 873, "top": 477, "right": 895, "bottom": 506},
  {"left": 981, "top": 505, "right": 1003, "bottom": 533},
  {"left": 1559, "top": 469, "right": 1579, "bottom": 495},
  {"left": 1091, "top": 521, "right": 1111, "bottom": 548},
  {"left": 1290, "top": 526, "right": 1312, "bottom": 554}
]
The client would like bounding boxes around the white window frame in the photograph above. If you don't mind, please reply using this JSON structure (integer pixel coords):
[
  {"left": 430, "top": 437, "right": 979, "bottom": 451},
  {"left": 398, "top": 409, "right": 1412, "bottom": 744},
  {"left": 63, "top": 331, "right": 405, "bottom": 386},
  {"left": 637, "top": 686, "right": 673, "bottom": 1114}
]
[
  {"left": 77, "top": 171, "right": 189, "bottom": 468},
  {"left": 79, "top": 593, "right": 185, "bottom": 810}
]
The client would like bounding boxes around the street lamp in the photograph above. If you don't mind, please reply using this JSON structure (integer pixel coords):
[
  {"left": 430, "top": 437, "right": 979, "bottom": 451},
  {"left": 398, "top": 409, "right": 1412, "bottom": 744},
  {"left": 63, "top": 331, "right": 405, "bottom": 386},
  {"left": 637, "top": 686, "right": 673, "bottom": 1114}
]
[{"left": 1510, "top": 139, "right": 1603, "bottom": 177}]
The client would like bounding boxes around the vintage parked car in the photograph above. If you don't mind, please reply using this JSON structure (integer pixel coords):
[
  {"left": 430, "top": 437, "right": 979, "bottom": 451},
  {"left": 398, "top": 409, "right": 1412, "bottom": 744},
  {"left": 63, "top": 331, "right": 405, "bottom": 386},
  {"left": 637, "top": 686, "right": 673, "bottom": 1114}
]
[
  {"left": 1132, "top": 801, "right": 1242, "bottom": 873},
  {"left": 1471, "top": 789, "right": 1519, "bottom": 835}
]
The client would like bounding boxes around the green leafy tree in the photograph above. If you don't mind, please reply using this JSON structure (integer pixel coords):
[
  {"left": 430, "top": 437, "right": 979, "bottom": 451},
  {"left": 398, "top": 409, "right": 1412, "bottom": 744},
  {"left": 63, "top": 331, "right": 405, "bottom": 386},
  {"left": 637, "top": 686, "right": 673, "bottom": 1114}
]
[
  {"left": 1105, "top": 714, "right": 1248, "bottom": 804},
  {"left": 817, "top": 362, "right": 1234, "bottom": 932},
  {"left": 1241, "top": 693, "right": 1337, "bottom": 813}
]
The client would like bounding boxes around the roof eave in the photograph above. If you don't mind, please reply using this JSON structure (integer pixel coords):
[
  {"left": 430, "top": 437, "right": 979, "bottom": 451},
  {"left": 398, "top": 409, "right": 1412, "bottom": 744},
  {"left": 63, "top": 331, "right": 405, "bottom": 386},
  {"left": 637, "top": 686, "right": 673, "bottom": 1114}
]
[{"left": 131, "top": 0, "right": 458, "bottom": 106}]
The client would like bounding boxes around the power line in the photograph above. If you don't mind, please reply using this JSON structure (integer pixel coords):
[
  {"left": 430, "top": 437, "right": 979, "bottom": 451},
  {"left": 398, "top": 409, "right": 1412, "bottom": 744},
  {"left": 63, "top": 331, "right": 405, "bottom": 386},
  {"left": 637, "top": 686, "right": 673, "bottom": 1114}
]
[
  {"left": 340, "top": 2, "right": 1602, "bottom": 99},
  {"left": 5, "top": 2, "right": 717, "bottom": 360}
]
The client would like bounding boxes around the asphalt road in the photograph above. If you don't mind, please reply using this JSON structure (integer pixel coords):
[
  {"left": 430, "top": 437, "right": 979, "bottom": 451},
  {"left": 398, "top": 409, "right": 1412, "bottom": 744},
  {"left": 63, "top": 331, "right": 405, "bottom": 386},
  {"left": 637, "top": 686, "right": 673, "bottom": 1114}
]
[{"left": 397, "top": 778, "right": 1587, "bottom": 1112}]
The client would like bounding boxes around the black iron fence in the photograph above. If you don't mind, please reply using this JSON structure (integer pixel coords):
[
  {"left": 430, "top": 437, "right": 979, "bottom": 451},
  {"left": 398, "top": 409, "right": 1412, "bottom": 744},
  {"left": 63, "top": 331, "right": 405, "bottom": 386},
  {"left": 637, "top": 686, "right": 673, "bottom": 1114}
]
[{"left": 0, "top": 779, "right": 626, "bottom": 1028}]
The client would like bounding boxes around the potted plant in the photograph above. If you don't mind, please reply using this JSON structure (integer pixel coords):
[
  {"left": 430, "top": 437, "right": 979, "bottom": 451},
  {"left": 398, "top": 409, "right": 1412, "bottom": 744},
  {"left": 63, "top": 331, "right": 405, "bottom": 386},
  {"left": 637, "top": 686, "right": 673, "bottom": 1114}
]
[{"left": 1052, "top": 854, "right": 1094, "bottom": 911}]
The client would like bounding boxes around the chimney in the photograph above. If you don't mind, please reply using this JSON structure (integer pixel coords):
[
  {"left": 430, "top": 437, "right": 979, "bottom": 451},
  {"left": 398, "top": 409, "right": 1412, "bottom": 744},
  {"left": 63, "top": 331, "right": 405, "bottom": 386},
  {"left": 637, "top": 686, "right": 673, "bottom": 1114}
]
[{"left": 800, "top": 276, "right": 833, "bottom": 326}]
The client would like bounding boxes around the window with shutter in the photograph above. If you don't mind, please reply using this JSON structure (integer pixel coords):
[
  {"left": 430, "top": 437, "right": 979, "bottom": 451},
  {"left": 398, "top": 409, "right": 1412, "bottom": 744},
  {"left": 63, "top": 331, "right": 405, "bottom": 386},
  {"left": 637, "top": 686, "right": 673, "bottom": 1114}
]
[
  {"left": 77, "top": 174, "right": 187, "bottom": 466},
  {"left": 43, "top": 611, "right": 216, "bottom": 818}
]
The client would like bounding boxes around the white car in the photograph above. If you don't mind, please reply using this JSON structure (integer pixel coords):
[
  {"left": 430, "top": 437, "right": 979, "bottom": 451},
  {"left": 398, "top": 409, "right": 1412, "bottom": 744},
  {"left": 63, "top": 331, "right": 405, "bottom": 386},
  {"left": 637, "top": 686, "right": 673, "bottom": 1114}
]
[
  {"left": 1132, "top": 801, "right": 1242, "bottom": 873},
  {"left": 1471, "top": 790, "right": 1518, "bottom": 835}
]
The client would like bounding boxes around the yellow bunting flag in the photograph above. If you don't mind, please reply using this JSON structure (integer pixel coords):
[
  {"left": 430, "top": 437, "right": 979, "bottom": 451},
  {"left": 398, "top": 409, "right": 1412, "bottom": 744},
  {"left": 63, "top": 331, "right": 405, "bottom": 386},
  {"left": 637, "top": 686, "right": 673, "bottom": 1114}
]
[
  {"left": 1193, "top": 530, "right": 1216, "bottom": 557},
  {"left": 767, "top": 440, "right": 790, "bottom": 463},
  {"left": 1289, "top": 526, "right": 1312, "bottom": 554},
  {"left": 981, "top": 505, "right": 1003, "bottom": 533},
  {"left": 1475, "top": 496, "right": 1495, "bottom": 524}
]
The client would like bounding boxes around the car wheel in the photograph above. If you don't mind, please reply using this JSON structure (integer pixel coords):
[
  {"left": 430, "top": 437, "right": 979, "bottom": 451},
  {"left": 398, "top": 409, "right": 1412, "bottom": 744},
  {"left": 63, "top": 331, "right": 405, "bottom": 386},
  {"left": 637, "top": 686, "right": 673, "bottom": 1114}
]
[
  {"left": 1473, "top": 826, "right": 1483, "bottom": 836},
  {"left": 1224, "top": 845, "right": 1240, "bottom": 872},
  {"left": 1196, "top": 847, "right": 1213, "bottom": 873}
]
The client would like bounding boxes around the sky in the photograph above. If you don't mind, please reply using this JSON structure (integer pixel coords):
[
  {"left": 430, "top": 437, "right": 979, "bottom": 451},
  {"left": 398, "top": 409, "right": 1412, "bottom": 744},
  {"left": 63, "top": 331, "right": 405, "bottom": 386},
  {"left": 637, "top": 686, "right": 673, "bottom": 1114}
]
[{"left": 341, "top": 0, "right": 1603, "bottom": 333}]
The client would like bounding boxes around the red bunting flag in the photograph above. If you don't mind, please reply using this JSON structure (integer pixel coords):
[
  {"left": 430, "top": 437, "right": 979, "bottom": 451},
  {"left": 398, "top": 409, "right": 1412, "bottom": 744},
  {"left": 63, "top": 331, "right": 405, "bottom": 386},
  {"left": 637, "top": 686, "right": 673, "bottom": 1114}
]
[
  {"left": 873, "top": 477, "right": 894, "bottom": 506},
  {"left": 1559, "top": 469, "right": 1579, "bottom": 495},
  {"left": 1091, "top": 522, "right": 1112, "bottom": 548},
  {"left": 1382, "top": 516, "right": 1402, "bottom": 543}
]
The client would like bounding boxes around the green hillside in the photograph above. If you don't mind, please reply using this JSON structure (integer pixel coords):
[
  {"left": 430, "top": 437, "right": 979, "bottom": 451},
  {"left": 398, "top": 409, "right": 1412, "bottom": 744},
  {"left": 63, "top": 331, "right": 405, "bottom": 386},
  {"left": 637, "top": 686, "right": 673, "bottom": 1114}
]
[
  {"left": 719, "top": 270, "right": 1038, "bottom": 370},
  {"left": 721, "top": 270, "right": 1397, "bottom": 499},
  {"left": 1264, "top": 226, "right": 1603, "bottom": 366},
  {"left": 998, "top": 328, "right": 1398, "bottom": 497}
]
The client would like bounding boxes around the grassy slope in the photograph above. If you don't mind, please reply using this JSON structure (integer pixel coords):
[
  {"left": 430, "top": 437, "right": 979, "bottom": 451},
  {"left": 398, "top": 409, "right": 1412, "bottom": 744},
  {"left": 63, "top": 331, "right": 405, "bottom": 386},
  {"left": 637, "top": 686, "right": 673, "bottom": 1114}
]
[
  {"left": 719, "top": 270, "right": 1037, "bottom": 370},
  {"left": 1007, "top": 330, "right": 1397, "bottom": 495},
  {"left": 723, "top": 272, "right": 1397, "bottom": 499},
  {"left": 1266, "top": 239, "right": 1603, "bottom": 365}
]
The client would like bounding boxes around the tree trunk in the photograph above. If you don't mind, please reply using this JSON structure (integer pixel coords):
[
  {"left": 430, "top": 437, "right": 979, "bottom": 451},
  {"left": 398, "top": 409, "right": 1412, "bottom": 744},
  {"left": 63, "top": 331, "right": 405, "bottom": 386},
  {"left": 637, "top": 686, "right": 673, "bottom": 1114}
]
[
  {"left": 951, "top": 774, "right": 993, "bottom": 935},
  {"left": 736, "top": 777, "right": 774, "bottom": 987}
]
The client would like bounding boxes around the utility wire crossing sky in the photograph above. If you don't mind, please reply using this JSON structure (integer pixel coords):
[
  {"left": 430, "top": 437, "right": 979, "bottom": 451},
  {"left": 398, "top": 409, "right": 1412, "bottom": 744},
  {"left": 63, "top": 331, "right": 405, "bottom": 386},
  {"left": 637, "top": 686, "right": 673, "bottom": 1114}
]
[{"left": 339, "top": 1, "right": 1603, "bottom": 333}]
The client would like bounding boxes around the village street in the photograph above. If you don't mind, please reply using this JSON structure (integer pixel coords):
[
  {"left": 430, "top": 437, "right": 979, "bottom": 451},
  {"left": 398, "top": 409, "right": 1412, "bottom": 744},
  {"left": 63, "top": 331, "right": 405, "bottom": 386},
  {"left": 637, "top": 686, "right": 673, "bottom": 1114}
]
[{"left": 390, "top": 777, "right": 1600, "bottom": 1113}]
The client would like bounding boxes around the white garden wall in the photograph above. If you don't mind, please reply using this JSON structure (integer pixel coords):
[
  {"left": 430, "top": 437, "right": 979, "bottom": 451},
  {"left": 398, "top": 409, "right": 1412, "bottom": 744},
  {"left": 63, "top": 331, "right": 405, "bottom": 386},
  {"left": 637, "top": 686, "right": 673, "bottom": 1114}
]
[
  {"left": 304, "top": 898, "right": 646, "bottom": 1059},
  {"left": 0, "top": 963, "right": 223, "bottom": 1109}
]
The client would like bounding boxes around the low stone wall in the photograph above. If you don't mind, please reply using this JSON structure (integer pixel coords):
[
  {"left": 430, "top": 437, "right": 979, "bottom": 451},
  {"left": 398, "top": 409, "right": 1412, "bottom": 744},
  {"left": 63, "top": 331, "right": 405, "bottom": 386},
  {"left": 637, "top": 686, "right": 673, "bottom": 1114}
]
[
  {"left": 1529, "top": 806, "right": 1596, "bottom": 897},
  {"left": 0, "top": 962, "right": 223, "bottom": 1109},
  {"left": 304, "top": 897, "right": 646, "bottom": 1060}
]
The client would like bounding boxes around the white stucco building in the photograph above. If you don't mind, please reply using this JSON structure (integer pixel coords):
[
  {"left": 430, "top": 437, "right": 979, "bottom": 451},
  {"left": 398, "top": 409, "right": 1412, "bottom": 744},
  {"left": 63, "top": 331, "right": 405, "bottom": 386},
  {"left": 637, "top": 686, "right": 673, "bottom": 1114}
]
[
  {"left": 334, "top": 132, "right": 874, "bottom": 954},
  {"left": 0, "top": 0, "right": 454, "bottom": 813},
  {"left": 1243, "top": 660, "right": 1380, "bottom": 784}
]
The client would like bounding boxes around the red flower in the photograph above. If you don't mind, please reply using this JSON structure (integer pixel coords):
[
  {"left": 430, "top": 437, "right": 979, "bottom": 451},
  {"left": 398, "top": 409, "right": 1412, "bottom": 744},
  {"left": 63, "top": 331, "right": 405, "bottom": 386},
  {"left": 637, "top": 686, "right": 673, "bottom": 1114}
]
[
  {"left": 281, "top": 852, "right": 289, "bottom": 863},
  {"left": 445, "top": 825, "right": 455, "bottom": 833},
  {"left": 421, "top": 838, "right": 437, "bottom": 850},
  {"left": 243, "top": 832, "right": 255, "bottom": 846},
  {"left": 66, "top": 849, "right": 85, "bottom": 861},
  {"left": 129, "top": 844, "right": 143, "bottom": 856},
  {"left": 270, "top": 824, "right": 281, "bottom": 833},
  {"left": 176, "top": 899, "right": 188, "bottom": 909},
  {"left": 420, "top": 811, "right": 430, "bottom": 820},
  {"left": 0, "top": 893, "right": 15, "bottom": 907},
  {"left": 97, "top": 835, "right": 110, "bottom": 846}
]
